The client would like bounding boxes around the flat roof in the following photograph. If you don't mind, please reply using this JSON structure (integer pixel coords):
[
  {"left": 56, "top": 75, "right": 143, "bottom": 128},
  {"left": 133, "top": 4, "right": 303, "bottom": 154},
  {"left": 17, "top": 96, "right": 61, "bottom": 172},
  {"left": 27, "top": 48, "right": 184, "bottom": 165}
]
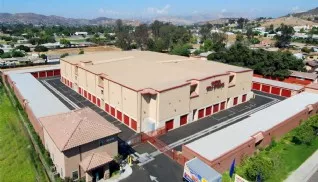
[
  {"left": 306, "top": 83, "right": 318, "bottom": 90},
  {"left": 253, "top": 77, "right": 304, "bottom": 91},
  {"left": 2, "top": 64, "right": 60, "bottom": 75},
  {"left": 186, "top": 92, "right": 318, "bottom": 161},
  {"left": 290, "top": 70, "right": 318, "bottom": 80},
  {"left": 39, "top": 107, "right": 121, "bottom": 151},
  {"left": 62, "top": 51, "right": 251, "bottom": 91},
  {"left": 9, "top": 73, "right": 69, "bottom": 118}
]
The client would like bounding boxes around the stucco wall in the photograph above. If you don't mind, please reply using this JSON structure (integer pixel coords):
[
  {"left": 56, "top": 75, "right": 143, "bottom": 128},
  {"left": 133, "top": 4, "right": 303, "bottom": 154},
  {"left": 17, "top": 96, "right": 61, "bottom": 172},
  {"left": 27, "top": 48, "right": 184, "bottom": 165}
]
[
  {"left": 227, "top": 71, "right": 253, "bottom": 98},
  {"left": 43, "top": 129, "right": 66, "bottom": 178},
  {"left": 63, "top": 136, "right": 118, "bottom": 178}
]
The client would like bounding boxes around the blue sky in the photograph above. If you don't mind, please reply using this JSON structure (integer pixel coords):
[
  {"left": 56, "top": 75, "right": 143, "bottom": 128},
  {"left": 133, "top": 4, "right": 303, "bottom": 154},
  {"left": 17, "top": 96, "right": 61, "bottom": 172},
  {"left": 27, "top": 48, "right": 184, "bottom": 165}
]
[{"left": 0, "top": 0, "right": 317, "bottom": 19}]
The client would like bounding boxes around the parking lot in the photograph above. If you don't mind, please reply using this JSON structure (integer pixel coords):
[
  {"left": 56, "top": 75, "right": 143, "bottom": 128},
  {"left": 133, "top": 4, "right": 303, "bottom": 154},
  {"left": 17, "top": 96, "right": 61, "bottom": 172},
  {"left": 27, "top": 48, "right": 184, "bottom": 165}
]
[{"left": 39, "top": 76, "right": 285, "bottom": 182}]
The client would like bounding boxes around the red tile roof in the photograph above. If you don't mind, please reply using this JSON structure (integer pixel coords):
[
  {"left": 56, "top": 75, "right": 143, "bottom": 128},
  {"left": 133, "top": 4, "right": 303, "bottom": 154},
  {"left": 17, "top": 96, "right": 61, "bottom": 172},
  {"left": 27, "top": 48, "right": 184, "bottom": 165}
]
[
  {"left": 80, "top": 152, "right": 113, "bottom": 172},
  {"left": 39, "top": 107, "right": 121, "bottom": 151}
]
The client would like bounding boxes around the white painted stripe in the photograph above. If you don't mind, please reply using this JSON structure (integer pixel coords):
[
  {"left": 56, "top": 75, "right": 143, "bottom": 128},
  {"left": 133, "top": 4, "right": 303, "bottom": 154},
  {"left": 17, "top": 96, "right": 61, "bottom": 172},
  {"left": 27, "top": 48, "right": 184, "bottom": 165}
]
[
  {"left": 149, "top": 97, "right": 280, "bottom": 158},
  {"left": 41, "top": 80, "right": 80, "bottom": 109}
]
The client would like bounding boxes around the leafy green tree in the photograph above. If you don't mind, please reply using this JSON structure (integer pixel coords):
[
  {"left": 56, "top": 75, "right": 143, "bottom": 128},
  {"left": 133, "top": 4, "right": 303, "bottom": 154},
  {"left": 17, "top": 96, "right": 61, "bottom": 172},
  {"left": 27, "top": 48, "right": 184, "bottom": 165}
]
[
  {"left": 208, "top": 43, "right": 305, "bottom": 78},
  {"left": 292, "top": 122, "right": 315, "bottom": 145},
  {"left": 237, "top": 18, "right": 249, "bottom": 29},
  {"left": 236, "top": 33, "right": 244, "bottom": 42},
  {"left": 34, "top": 45, "right": 48, "bottom": 52},
  {"left": 0, "top": 49, "right": 4, "bottom": 55},
  {"left": 151, "top": 20, "right": 164, "bottom": 38},
  {"left": 134, "top": 24, "right": 149, "bottom": 50},
  {"left": 244, "top": 155, "right": 275, "bottom": 181},
  {"left": 199, "top": 23, "right": 212, "bottom": 41},
  {"left": 250, "top": 38, "right": 260, "bottom": 44},
  {"left": 246, "top": 28, "right": 254, "bottom": 39},
  {"left": 170, "top": 44, "right": 191, "bottom": 57},
  {"left": 15, "top": 45, "right": 31, "bottom": 52},
  {"left": 60, "top": 38, "right": 71, "bottom": 47},
  {"left": 11, "top": 50, "right": 25, "bottom": 57},
  {"left": 275, "top": 24, "right": 295, "bottom": 48}
]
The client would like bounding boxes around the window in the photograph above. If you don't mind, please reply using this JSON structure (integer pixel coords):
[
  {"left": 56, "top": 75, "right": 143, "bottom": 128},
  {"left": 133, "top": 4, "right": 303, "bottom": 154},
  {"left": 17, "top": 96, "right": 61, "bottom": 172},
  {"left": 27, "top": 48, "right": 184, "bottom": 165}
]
[
  {"left": 229, "top": 74, "right": 236, "bottom": 86},
  {"left": 101, "top": 90, "right": 104, "bottom": 95},
  {"left": 72, "top": 170, "right": 79, "bottom": 180},
  {"left": 190, "top": 84, "right": 199, "bottom": 98}
]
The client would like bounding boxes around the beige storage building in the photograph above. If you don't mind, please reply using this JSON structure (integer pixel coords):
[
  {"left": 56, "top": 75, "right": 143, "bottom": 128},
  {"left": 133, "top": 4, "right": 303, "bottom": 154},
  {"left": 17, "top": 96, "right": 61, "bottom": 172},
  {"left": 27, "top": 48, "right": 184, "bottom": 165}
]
[{"left": 60, "top": 51, "right": 254, "bottom": 133}]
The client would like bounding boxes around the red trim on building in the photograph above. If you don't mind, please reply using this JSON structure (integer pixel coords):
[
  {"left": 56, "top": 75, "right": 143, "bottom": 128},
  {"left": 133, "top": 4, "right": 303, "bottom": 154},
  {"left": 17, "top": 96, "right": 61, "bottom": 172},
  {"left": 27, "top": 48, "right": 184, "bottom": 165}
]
[
  {"left": 39, "top": 71, "right": 46, "bottom": 78},
  {"left": 47, "top": 70, "right": 54, "bottom": 77},
  {"left": 180, "top": 115, "right": 187, "bottom": 126},
  {"left": 54, "top": 69, "right": 60, "bottom": 76},
  {"left": 78, "top": 87, "right": 82, "bottom": 94},
  {"left": 205, "top": 106, "right": 212, "bottom": 116},
  {"left": 97, "top": 98, "right": 101, "bottom": 107},
  {"left": 271, "top": 87, "right": 281, "bottom": 95},
  {"left": 124, "top": 115, "right": 130, "bottom": 125},
  {"left": 213, "top": 103, "right": 219, "bottom": 113},
  {"left": 233, "top": 97, "right": 238, "bottom": 106},
  {"left": 220, "top": 101, "right": 226, "bottom": 110},
  {"left": 131, "top": 119, "right": 137, "bottom": 131},
  {"left": 281, "top": 89, "right": 292, "bottom": 97},
  {"left": 261, "top": 85, "right": 270, "bottom": 93},
  {"left": 117, "top": 110, "right": 122, "bottom": 121},
  {"left": 88, "top": 93, "right": 92, "bottom": 101},
  {"left": 105, "top": 103, "right": 109, "bottom": 113},
  {"left": 110, "top": 107, "right": 115, "bottom": 117},
  {"left": 165, "top": 120, "right": 174, "bottom": 131},
  {"left": 198, "top": 109, "right": 205, "bottom": 119},
  {"left": 92, "top": 95, "right": 96, "bottom": 104},
  {"left": 84, "top": 90, "right": 87, "bottom": 98},
  {"left": 242, "top": 94, "right": 247, "bottom": 103},
  {"left": 252, "top": 83, "right": 261, "bottom": 90},
  {"left": 31, "top": 72, "right": 39, "bottom": 78}
]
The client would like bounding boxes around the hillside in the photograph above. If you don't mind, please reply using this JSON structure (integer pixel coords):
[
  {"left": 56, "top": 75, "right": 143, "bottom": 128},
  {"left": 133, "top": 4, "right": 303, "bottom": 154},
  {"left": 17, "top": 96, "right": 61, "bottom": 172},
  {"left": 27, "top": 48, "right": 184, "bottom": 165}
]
[
  {"left": 0, "top": 13, "right": 140, "bottom": 26},
  {"left": 288, "top": 7, "right": 318, "bottom": 21},
  {"left": 261, "top": 16, "right": 317, "bottom": 28}
]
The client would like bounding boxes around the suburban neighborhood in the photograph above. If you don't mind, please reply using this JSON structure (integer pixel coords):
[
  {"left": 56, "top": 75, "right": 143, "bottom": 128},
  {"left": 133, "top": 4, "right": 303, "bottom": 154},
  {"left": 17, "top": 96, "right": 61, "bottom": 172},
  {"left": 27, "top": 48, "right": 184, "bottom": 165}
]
[{"left": 1, "top": 1, "right": 318, "bottom": 182}]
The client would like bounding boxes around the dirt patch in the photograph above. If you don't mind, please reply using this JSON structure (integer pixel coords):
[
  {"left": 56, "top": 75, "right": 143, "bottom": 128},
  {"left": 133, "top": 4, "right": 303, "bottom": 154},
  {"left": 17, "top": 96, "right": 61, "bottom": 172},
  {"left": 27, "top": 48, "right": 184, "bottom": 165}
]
[{"left": 44, "top": 46, "right": 121, "bottom": 55}]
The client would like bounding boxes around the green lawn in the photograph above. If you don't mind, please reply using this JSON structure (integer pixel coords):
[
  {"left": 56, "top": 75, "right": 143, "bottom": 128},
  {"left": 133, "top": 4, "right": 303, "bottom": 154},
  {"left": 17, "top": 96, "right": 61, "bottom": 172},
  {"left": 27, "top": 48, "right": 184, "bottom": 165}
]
[
  {"left": 0, "top": 85, "right": 48, "bottom": 182},
  {"left": 222, "top": 118, "right": 318, "bottom": 182}
]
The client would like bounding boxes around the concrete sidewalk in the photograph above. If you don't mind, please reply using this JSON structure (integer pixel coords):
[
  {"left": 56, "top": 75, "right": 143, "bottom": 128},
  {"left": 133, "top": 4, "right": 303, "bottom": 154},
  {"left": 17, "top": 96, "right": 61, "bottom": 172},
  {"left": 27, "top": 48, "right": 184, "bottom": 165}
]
[
  {"left": 99, "top": 164, "right": 133, "bottom": 182},
  {"left": 285, "top": 150, "right": 318, "bottom": 182}
]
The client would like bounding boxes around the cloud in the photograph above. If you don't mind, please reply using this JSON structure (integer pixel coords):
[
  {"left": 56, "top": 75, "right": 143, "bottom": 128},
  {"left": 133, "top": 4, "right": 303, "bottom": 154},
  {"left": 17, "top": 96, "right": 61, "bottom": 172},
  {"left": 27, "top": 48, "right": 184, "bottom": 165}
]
[
  {"left": 221, "top": 9, "right": 227, "bottom": 13},
  {"left": 98, "top": 8, "right": 121, "bottom": 15},
  {"left": 147, "top": 4, "right": 171, "bottom": 15},
  {"left": 291, "top": 6, "right": 304, "bottom": 13}
]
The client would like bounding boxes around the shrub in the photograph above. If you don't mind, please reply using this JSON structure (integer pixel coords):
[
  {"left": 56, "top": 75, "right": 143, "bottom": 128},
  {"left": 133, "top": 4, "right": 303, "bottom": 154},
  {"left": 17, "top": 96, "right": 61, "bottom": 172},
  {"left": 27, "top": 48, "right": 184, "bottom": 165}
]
[
  {"left": 244, "top": 155, "right": 274, "bottom": 181},
  {"left": 78, "top": 49, "right": 84, "bottom": 54},
  {"left": 301, "top": 47, "right": 312, "bottom": 53},
  {"left": 34, "top": 45, "right": 48, "bottom": 52},
  {"left": 291, "top": 122, "right": 315, "bottom": 145},
  {"left": 61, "top": 53, "right": 69, "bottom": 58}
]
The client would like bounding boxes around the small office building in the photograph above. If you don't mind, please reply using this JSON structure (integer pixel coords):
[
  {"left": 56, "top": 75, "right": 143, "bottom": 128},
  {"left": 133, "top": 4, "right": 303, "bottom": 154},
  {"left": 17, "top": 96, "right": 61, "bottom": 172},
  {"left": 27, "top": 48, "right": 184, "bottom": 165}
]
[{"left": 60, "top": 51, "right": 254, "bottom": 133}]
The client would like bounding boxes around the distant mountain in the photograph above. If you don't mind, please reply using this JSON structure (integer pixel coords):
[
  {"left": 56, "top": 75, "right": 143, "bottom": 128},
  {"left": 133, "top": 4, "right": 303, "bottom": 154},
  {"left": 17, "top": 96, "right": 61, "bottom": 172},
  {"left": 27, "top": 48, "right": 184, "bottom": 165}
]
[
  {"left": 0, "top": 13, "right": 140, "bottom": 26},
  {"left": 286, "top": 7, "right": 318, "bottom": 22}
]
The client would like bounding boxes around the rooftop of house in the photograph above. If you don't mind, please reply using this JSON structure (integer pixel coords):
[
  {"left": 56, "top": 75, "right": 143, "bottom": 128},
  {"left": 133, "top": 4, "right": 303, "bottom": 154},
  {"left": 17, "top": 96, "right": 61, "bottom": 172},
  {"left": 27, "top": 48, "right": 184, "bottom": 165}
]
[
  {"left": 62, "top": 51, "right": 251, "bottom": 91},
  {"left": 290, "top": 70, "right": 318, "bottom": 80},
  {"left": 39, "top": 107, "right": 121, "bottom": 152}
]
